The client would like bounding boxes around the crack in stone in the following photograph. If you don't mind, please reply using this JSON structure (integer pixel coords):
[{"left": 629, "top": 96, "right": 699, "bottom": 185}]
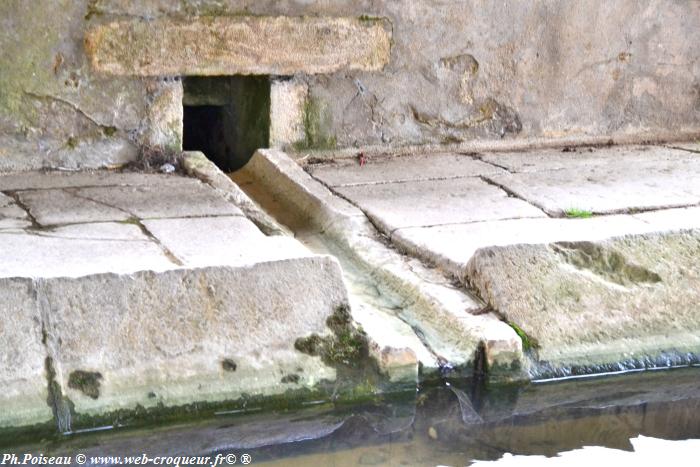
[
  {"left": 478, "top": 175, "right": 551, "bottom": 216},
  {"left": 23, "top": 91, "right": 120, "bottom": 133},
  {"left": 63, "top": 189, "right": 184, "bottom": 266},
  {"left": 4, "top": 191, "right": 41, "bottom": 228},
  {"left": 469, "top": 153, "right": 515, "bottom": 173}
]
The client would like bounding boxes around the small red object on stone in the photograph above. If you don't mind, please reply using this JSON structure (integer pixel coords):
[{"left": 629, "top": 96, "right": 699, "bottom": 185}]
[{"left": 358, "top": 152, "right": 367, "bottom": 167}]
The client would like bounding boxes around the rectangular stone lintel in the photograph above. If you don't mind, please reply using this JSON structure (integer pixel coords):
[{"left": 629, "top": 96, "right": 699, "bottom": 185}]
[{"left": 85, "top": 16, "right": 392, "bottom": 76}]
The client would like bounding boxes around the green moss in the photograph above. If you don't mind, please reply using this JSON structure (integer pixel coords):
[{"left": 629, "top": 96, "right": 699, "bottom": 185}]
[
  {"left": 65, "top": 136, "right": 78, "bottom": 149},
  {"left": 358, "top": 14, "right": 383, "bottom": 25},
  {"left": 508, "top": 322, "right": 538, "bottom": 352},
  {"left": 564, "top": 208, "right": 593, "bottom": 219},
  {"left": 294, "top": 304, "right": 368, "bottom": 368},
  {"left": 118, "top": 217, "right": 141, "bottom": 226},
  {"left": 84, "top": 0, "right": 102, "bottom": 20},
  {"left": 68, "top": 371, "right": 103, "bottom": 400},
  {"left": 281, "top": 374, "right": 300, "bottom": 384},
  {"left": 293, "top": 95, "right": 337, "bottom": 151},
  {"left": 221, "top": 359, "right": 237, "bottom": 372},
  {"left": 102, "top": 126, "right": 118, "bottom": 137}
]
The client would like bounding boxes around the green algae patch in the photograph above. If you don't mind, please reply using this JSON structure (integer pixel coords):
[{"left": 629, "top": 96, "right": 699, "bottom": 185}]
[
  {"left": 508, "top": 322, "right": 539, "bottom": 352},
  {"left": 293, "top": 95, "right": 337, "bottom": 151},
  {"left": 68, "top": 371, "right": 103, "bottom": 400},
  {"left": 294, "top": 304, "right": 369, "bottom": 368}
]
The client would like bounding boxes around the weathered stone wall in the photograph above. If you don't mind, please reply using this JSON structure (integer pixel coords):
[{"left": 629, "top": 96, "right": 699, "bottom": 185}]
[{"left": 1, "top": 0, "right": 698, "bottom": 170}]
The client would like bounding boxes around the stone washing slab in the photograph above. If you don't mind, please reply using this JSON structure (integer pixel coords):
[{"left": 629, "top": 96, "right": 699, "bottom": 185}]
[
  {"left": 392, "top": 215, "right": 657, "bottom": 281},
  {"left": 335, "top": 177, "right": 547, "bottom": 231},
  {"left": 0, "top": 278, "right": 54, "bottom": 430},
  {"left": 85, "top": 16, "right": 392, "bottom": 76},
  {"left": 0, "top": 223, "right": 177, "bottom": 279},
  {"left": 16, "top": 182, "right": 242, "bottom": 226},
  {"left": 392, "top": 207, "right": 700, "bottom": 283},
  {"left": 486, "top": 155, "right": 700, "bottom": 216},
  {"left": 466, "top": 230, "right": 700, "bottom": 376},
  {"left": 142, "top": 216, "right": 315, "bottom": 268},
  {"left": 42, "top": 258, "right": 346, "bottom": 430},
  {"left": 308, "top": 153, "right": 506, "bottom": 187}
]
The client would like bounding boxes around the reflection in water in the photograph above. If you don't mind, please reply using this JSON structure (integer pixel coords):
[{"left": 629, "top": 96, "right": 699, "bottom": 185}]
[{"left": 10, "top": 367, "right": 700, "bottom": 466}]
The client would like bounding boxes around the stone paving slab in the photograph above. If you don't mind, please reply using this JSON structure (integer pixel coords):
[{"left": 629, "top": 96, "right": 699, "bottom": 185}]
[
  {"left": 391, "top": 215, "right": 657, "bottom": 281},
  {"left": 142, "top": 216, "right": 314, "bottom": 268},
  {"left": 308, "top": 153, "right": 506, "bottom": 187},
  {"left": 467, "top": 230, "right": 700, "bottom": 375},
  {"left": 480, "top": 145, "right": 695, "bottom": 173},
  {"left": 15, "top": 181, "right": 242, "bottom": 226},
  {"left": 0, "top": 223, "right": 176, "bottom": 279},
  {"left": 0, "top": 171, "right": 196, "bottom": 191},
  {"left": 335, "top": 177, "right": 546, "bottom": 231},
  {"left": 670, "top": 142, "right": 700, "bottom": 153},
  {"left": 486, "top": 156, "right": 700, "bottom": 215}
]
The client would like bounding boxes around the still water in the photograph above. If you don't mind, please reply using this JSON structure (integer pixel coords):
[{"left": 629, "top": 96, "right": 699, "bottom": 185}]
[{"left": 11, "top": 367, "right": 700, "bottom": 466}]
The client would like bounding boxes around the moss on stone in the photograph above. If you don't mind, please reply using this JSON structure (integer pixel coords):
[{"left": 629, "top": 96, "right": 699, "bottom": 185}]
[
  {"left": 293, "top": 95, "right": 337, "bottom": 151},
  {"left": 564, "top": 208, "right": 593, "bottom": 219},
  {"left": 221, "top": 359, "right": 237, "bottom": 372},
  {"left": 102, "top": 126, "right": 118, "bottom": 137},
  {"left": 280, "top": 374, "right": 300, "bottom": 384},
  {"left": 65, "top": 136, "right": 78, "bottom": 149},
  {"left": 508, "top": 322, "right": 538, "bottom": 352},
  {"left": 294, "top": 304, "right": 368, "bottom": 368},
  {"left": 68, "top": 370, "right": 103, "bottom": 400}
]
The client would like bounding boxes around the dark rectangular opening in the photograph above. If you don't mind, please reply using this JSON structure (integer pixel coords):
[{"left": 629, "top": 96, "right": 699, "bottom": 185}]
[{"left": 183, "top": 76, "right": 271, "bottom": 172}]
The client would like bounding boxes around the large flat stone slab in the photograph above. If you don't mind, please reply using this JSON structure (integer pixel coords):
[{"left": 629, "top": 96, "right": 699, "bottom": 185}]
[
  {"left": 142, "top": 216, "right": 315, "bottom": 268},
  {"left": 0, "top": 223, "right": 176, "bottom": 278},
  {"left": 335, "top": 177, "right": 546, "bottom": 231},
  {"left": 85, "top": 16, "right": 392, "bottom": 76},
  {"left": 16, "top": 182, "right": 242, "bottom": 226},
  {"left": 482, "top": 146, "right": 700, "bottom": 215},
  {"left": 466, "top": 230, "right": 700, "bottom": 375},
  {"left": 480, "top": 145, "right": 694, "bottom": 173},
  {"left": 309, "top": 153, "right": 506, "bottom": 187},
  {"left": 392, "top": 215, "right": 657, "bottom": 281},
  {"left": 41, "top": 258, "right": 346, "bottom": 429}
]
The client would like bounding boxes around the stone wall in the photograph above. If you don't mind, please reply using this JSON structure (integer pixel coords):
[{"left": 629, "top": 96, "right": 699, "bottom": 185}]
[{"left": 1, "top": 0, "right": 698, "bottom": 171}]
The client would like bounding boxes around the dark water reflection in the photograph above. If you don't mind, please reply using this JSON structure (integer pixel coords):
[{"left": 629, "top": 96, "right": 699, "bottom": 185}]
[{"left": 14, "top": 367, "right": 700, "bottom": 466}]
